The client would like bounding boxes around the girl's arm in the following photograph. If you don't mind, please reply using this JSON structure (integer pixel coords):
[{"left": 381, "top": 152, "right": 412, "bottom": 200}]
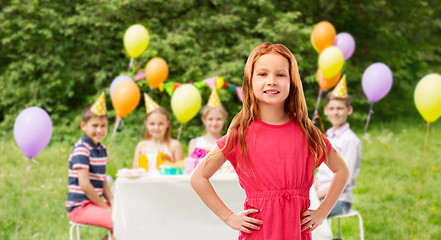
[
  {"left": 102, "top": 178, "right": 114, "bottom": 207},
  {"left": 77, "top": 168, "right": 110, "bottom": 209},
  {"left": 301, "top": 148, "right": 349, "bottom": 232},
  {"left": 190, "top": 147, "right": 262, "bottom": 233},
  {"left": 171, "top": 139, "right": 184, "bottom": 162},
  {"left": 187, "top": 138, "right": 197, "bottom": 157}
]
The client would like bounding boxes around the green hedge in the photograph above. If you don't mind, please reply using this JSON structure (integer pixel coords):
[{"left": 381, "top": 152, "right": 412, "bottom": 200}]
[{"left": 1, "top": 0, "right": 440, "bottom": 141}]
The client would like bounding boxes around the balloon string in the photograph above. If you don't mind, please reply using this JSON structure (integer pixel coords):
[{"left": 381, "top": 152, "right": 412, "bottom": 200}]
[
  {"left": 177, "top": 123, "right": 183, "bottom": 141},
  {"left": 410, "top": 122, "right": 430, "bottom": 239},
  {"left": 139, "top": 124, "right": 145, "bottom": 142},
  {"left": 364, "top": 102, "right": 374, "bottom": 132},
  {"left": 109, "top": 116, "right": 121, "bottom": 151},
  {"left": 312, "top": 88, "right": 324, "bottom": 124},
  {"left": 15, "top": 158, "right": 31, "bottom": 240},
  {"left": 129, "top": 58, "right": 134, "bottom": 71},
  {"left": 313, "top": 113, "right": 326, "bottom": 133}
]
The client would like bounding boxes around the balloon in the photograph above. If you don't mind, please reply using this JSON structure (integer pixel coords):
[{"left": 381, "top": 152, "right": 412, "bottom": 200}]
[
  {"left": 316, "top": 69, "right": 341, "bottom": 90},
  {"left": 171, "top": 84, "right": 201, "bottom": 124},
  {"left": 333, "top": 32, "right": 355, "bottom": 60},
  {"left": 123, "top": 24, "right": 149, "bottom": 58},
  {"left": 414, "top": 74, "right": 441, "bottom": 123},
  {"left": 109, "top": 75, "right": 133, "bottom": 99},
  {"left": 311, "top": 21, "right": 336, "bottom": 53},
  {"left": 362, "top": 63, "right": 393, "bottom": 103},
  {"left": 111, "top": 81, "right": 141, "bottom": 118},
  {"left": 318, "top": 46, "right": 344, "bottom": 79},
  {"left": 14, "top": 107, "right": 53, "bottom": 159},
  {"left": 145, "top": 57, "right": 169, "bottom": 89},
  {"left": 106, "top": 175, "right": 114, "bottom": 184}
]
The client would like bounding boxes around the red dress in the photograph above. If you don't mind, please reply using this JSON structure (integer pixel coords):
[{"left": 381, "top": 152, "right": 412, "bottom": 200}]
[{"left": 217, "top": 119, "right": 331, "bottom": 240}]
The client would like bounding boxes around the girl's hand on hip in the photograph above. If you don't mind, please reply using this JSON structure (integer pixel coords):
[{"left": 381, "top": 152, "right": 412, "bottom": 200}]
[
  {"left": 300, "top": 209, "right": 326, "bottom": 232},
  {"left": 225, "top": 209, "right": 262, "bottom": 233}
]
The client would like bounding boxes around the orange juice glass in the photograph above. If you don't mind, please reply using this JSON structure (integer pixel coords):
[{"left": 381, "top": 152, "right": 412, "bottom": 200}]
[{"left": 138, "top": 154, "right": 148, "bottom": 172}]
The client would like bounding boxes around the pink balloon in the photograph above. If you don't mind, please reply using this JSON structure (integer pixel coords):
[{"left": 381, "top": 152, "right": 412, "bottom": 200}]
[
  {"left": 14, "top": 107, "right": 53, "bottom": 159},
  {"left": 362, "top": 63, "right": 393, "bottom": 103},
  {"left": 110, "top": 75, "right": 133, "bottom": 99},
  {"left": 333, "top": 32, "right": 355, "bottom": 60}
]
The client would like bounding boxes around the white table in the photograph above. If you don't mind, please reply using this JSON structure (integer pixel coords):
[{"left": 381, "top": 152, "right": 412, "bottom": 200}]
[
  {"left": 113, "top": 173, "right": 245, "bottom": 240},
  {"left": 112, "top": 173, "right": 331, "bottom": 240}
]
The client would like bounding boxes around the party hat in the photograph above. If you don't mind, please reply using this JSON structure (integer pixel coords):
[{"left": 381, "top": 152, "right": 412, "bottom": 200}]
[
  {"left": 331, "top": 74, "right": 348, "bottom": 98},
  {"left": 91, "top": 92, "right": 107, "bottom": 116},
  {"left": 207, "top": 89, "right": 222, "bottom": 107},
  {"left": 144, "top": 93, "right": 159, "bottom": 114}
]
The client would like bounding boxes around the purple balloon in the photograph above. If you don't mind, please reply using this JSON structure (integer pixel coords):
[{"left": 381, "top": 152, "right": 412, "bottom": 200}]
[
  {"left": 362, "top": 63, "right": 393, "bottom": 103},
  {"left": 106, "top": 175, "right": 114, "bottom": 183},
  {"left": 14, "top": 107, "right": 53, "bottom": 159},
  {"left": 333, "top": 32, "right": 355, "bottom": 60},
  {"left": 110, "top": 75, "right": 133, "bottom": 98}
]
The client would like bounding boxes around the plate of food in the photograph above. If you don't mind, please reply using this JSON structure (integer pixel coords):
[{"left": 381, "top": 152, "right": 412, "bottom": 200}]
[{"left": 116, "top": 168, "right": 147, "bottom": 178}]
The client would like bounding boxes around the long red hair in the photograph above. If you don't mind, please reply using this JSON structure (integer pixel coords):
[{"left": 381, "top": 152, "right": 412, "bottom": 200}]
[{"left": 223, "top": 42, "right": 328, "bottom": 171}]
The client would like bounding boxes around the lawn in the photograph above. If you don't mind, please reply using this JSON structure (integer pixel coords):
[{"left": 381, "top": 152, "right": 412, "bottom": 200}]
[{"left": 1, "top": 120, "right": 440, "bottom": 239}]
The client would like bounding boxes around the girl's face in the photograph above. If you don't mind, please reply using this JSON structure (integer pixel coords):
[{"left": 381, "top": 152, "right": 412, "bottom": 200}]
[
  {"left": 145, "top": 112, "right": 169, "bottom": 140},
  {"left": 202, "top": 108, "right": 226, "bottom": 135},
  {"left": 252, "top": 53, "right": 290, "bottom": 107}
]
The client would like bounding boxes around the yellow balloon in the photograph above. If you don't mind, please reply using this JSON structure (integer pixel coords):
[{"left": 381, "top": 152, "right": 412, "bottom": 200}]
[
  {"left": 171, "top": 84, "right": 201, "bottom": 124},
  {"left": 414, "top": 73, "right": 441, "bottom": 123},
  {"left": 124, "top": 24, "right": 149, "bottom": 58},
  {"left": 318, "top": 46, "right": 344, "bottom": 79}
]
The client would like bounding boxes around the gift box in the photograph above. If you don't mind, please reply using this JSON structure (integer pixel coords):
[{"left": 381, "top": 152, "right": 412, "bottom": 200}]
[
  {"left": 160, "top": 160, "right": 184, "bottom": 175},
  {"left": 184, "top": 148, "right": 208, "bottom": 174}
]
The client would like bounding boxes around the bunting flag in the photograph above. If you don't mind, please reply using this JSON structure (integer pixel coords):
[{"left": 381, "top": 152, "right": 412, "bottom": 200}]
[
  {"left": 144, "top": 93, "right": 159, "bottom": 114},
  {"left": 91, "top": 92, "right": 107, "bottom": 116},
  {"left": 236, "top": 87, "right": 243, "bottom": 102},
  {"left": 204, "top": 76, "right": 217, "bottom": 89},
  {"left": 135, "top": 71, "right": 146, "bottom": 81},
  {"left": 331, "top": 74, "right": 348, "bottom": 98},
  {"left": 150, "top": 76, "right": 243, "bottom": 102}
]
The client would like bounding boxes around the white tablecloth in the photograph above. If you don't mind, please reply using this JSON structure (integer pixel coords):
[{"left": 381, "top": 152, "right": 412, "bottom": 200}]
[{"left": 112, "top": 173, "right": 331, "bottom": 240}]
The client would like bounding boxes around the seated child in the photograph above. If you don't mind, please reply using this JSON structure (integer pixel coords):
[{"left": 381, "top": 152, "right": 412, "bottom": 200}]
[
  {"left": 315, "top": 77, "right": 362, "bottom": 217},
  {"left": 133, "top": 93, "right": 183, "bottom": 173},
  {"left": 66, "top": 93, "right": 115, "bottom": 240},
  {"left": 186, "top": 89, "right": 233, "bottom": 174}
]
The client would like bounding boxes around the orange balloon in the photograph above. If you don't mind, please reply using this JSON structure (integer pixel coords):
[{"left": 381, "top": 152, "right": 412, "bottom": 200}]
[
  {"left": 111, "top": 81, "right": 141, "bottom": 118},
  {"left": 145, "top": 57, "right": 169, "bottom": 89},
  {"left": 311, "top": 21, "right": 336, "bottom": 53},
  {"left": 316, "top": 69, "right": 341, "bottom": 90}
]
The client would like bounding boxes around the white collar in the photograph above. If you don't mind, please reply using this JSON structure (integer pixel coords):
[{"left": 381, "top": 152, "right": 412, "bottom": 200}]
[{"left": 326, "top": 123, "right": 350, "bottom": 138}]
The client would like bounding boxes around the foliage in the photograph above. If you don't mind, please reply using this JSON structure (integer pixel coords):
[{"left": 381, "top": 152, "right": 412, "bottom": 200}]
[{"left": 1, "top": 0, "right": 441, "bottom": 137}]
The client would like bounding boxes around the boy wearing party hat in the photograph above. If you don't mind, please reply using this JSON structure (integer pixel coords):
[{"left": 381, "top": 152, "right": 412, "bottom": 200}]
[
  {"left": 66, "top": 93, "right": 115, "bottom": 240},
  {"left": 315, "top": 75, "right": 362, "bottom": 217}
]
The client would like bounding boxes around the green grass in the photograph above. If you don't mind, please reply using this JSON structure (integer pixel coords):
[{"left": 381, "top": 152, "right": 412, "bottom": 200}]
[{"left": 1, "top": 120, "right": 440, "bottom": 239}]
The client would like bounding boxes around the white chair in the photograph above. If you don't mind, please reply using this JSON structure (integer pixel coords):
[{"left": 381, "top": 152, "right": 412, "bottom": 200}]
[
  {"left": 329, "top": 209, "right": 364, "bottom": 240},
  {"left": 69, "top": 221, "right": 111, "bottom": 240}
]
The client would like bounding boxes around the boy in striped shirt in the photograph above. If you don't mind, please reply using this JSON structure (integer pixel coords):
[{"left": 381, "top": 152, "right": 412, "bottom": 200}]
[{"left": 66, "top": 93, "right": 115, "bottom": 239}]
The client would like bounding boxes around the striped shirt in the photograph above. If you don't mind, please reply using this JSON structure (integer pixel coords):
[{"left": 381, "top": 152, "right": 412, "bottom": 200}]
[{"left": 66, "top": 134, "right": 107, "bottom": 212}]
